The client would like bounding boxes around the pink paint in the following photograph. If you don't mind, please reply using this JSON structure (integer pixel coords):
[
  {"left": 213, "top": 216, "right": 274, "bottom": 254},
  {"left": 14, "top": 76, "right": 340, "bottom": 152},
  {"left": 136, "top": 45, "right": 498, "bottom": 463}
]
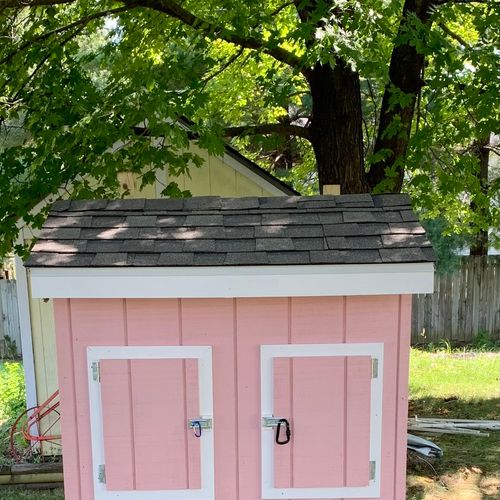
[{"left": 53, "top": 296, "right": 412, "bottom": 499}]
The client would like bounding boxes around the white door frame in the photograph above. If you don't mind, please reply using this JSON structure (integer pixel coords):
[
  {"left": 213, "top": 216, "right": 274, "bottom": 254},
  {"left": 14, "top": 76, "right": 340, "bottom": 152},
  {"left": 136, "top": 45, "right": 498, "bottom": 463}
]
[
  {"left": 87, "top": 345, "right": 214, "bottom": 500},
  {"left": 260, "top": 343, "right": 384, "bottom": 499}
]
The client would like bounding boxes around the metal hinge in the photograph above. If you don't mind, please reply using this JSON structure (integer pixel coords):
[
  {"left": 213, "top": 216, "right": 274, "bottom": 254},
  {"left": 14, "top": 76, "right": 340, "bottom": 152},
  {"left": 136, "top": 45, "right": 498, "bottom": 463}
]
[
  {"left": 98, "top": 464, "right": 106, "bottom": 484},
  {"left": 372, "top": 358, "right": 379, "bottom": 379},
  {"left": 262, "top": 417, "right": 284, "bottom": 428},
  {"left": 369, "top": 461, "right": 376, "bottom": 481},
  {"left": 91, "top": 362, "right": 100, "bottom": 382}
]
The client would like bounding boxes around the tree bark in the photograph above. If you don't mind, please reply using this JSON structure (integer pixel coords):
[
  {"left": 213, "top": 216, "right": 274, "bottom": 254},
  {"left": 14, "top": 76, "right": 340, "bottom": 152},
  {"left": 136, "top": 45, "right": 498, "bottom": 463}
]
[
  {"left": 470, "top": 137, "right": 490, "bottom": 256},
  {"left": 367, "top": 0, "right": 432, "bottom": 192},
  {"left": 308, "top": 60, "right": 368, "bottom": 194}
]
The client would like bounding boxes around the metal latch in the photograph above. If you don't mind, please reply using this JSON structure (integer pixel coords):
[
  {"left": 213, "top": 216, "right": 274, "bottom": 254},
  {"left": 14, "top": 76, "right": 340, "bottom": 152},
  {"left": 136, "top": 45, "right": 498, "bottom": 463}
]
[
  {"left": 91, "top": 362, "right": 100, "bottom": 382},
  {"left": 188, "top": 418, "right": 212, "bottom": 430},
  {"left": 369, "top": 461, "right": 376, "bottom": 481},
  {"left": 262, "top": 417, "right": 284, "bottom": 428},
  {"left": 98, "top": 464, "right": 106, "bottom": 484},
  {"left": 372, "top": 358, "right": 379, "bottom": 379}
]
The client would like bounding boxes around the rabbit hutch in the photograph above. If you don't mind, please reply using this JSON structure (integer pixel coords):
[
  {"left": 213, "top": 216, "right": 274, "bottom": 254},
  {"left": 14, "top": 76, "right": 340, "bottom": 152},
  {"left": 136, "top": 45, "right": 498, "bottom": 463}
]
[{"left": 26, "top": 194, "right": 435, "bottom": 500}]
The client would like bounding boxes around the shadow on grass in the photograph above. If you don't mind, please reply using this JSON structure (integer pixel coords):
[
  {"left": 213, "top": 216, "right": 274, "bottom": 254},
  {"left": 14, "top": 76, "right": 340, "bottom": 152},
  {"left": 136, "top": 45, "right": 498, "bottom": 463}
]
[{"left": 407, "top": 396, "right": 500, "bottom": 499}]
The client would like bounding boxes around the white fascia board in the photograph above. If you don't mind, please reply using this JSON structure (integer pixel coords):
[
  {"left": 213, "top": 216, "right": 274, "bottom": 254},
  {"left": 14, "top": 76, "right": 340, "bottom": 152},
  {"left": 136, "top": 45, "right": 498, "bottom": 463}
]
[{"left": 30, "top": 262, "right": 434, "bottom": 299}]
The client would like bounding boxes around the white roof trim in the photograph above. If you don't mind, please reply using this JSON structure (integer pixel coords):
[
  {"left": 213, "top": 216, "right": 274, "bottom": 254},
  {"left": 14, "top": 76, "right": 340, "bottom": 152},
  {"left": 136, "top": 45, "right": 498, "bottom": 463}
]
[{"left": 29, "top": 263, "right": 434, "bottom": 299}]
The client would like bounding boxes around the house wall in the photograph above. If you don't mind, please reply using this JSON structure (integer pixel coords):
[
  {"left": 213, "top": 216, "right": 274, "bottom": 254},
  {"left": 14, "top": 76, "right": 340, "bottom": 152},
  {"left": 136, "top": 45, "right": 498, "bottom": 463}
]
[
  {"left": 53, "top": 295, "right": 412, "bottom": 500},
  {"left": 25, "top": 152, "right": 283, "bottom": 448}
]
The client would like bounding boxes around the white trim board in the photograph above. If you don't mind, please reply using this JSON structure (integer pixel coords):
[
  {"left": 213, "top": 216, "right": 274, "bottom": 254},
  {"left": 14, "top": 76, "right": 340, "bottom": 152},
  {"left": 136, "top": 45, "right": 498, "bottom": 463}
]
[
  {"left": 260, "top": 343, "right": 384, "bottom": 499},
  {"left": 30, "top": 263, "right": 434, "bottom": 299},
  {"left": 87, "top": 345, "right": 214, "bottom": 500}
]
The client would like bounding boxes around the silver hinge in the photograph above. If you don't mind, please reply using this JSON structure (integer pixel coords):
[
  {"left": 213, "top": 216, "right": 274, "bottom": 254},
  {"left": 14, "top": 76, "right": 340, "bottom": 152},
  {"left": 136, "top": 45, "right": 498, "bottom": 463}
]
[
  {"left": 188, "top": 418, "right": 212, "bottom": 430},
  {"left": 372, "top": 358, "right": 379, "bottom": 379},
  {"left": 369, "top": 461, "right": 376, "bottom": 481},
  {"left": 91, "top": 362, "right": 100, "bottom": 382},
  {"left": 98, "top": 464, "right": 106, "bottom": 484}
]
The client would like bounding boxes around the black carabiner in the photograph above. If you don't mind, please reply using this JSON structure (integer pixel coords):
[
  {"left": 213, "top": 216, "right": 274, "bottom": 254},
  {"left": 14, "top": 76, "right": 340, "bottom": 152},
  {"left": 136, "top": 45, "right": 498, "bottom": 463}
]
[
  {"left": 193, "top": 421, "right": 202, "bottom": 438},
  {"left": 275, "top": 418, "right": 291, "bottom": 445}
]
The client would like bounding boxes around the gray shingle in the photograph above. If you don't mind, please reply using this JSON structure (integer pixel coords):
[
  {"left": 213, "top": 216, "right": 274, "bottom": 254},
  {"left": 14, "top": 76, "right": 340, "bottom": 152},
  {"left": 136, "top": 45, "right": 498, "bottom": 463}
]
[
  {"left": 388, "top": 223, "right": 425, "bottom": 234},
  {"left": 297, "top": 196, "right": 337, "bottom": 209},
  {"left": 81, "top": 227, "right": 140, "bottom": 240},
  {"left": 221, "top": 197, "right": 259, "bottom": 210},
  {"left": 343, "top": 212, "right": 376, "bottom": 223},
  {"left": 44, "top": 216, "right": 92, "bottom": 228},
  {"left": 224, "top": 252, "right": 270, "bottom": 265},
  {"left": 401, "top": 210, "right": 418, "bottom": 222},
  {"left": 224, "top": 214, "right": 261, "bottom": 226},
  {"left": 92, "top": 217, "right": 127, "bottom": 228},
  {"left": 215, "top": 240, "right": 256, "bottom": 252},
  {"left": 106, "top": 199, "right": 145, "bottom": 211},
  {"left": 68, "top": 200, "right": 108, "bottom": 211},
  {"left": 39, "top": 227, "right": 81, "bottom": 240},
  {"left": 268, "top": 251, "right": 310, "bottom": 264},
  {"left": 256, "top": 238, "right": 294, "bottom": 251},
  {"left": 32, "top": 240, "right": 87, "bottom": 253},
  {"left": 51, "top": 200, "right": 71, "bottom": 212},
  {"left": 126, "top": 216, "right": 158, "bottom": 227},
  {"left": 326, "top": 236, "right": 382, "bottom": 250},
  {"left": 185, "top": 215, "right": 224, "bottom": 226},
  {"left": 259, "top": 197, "right": 300, "bottom": 209},
  {"left": 120, "top": 240, "right": 156, "bottom": 253},
  {"left": 26, "top": 252, "right": 94, "bottom": 267},
  {"left": 128, "top": 253, "right": 160, "bottom": 266},
  {"left": 183, "top": 240, "right": 216, "bottom": 252},
  {"left": 318, "top": 213, "right": 344, "bottom": 224},
  {"left": 323, "top": 223, "right": 390, "bottom": 237},
  {"left": 157, "top": 215, "right": 186, "bottom": 226},
  {"left": 255, "top": 225, "right": 323, "bottom": 238},
  {"left": 91, "top": 253, "right": 129, "bottom": 266},
  {"left": 157, "top": 253, "right": 195, "bottom": 266},
  {"left": 382, "top": 234, "right": 431, "bottom": 248},
  {"left": 262, "top": 213, "right": 319, "bottom": 225},
  {"left": 194, "top": 253, "right": 226, "bottom": 265},
  {"left": 154, "top": 240, "right": 184, "bottom": 252},
  {"left": 145, "top": 198, "right": 184, "bottom": 211},
  {"left": 373, "top": 211, "right": 403, "bottom": 223},
  {"left": 379, "top": 248, "right": 426, "bottom": 262},
  {"left": 293, "top": 238, "right": 326, "bottom": 250},
  {"left": 86, "top": 240, "right": 124, "bottom": 253},
  {"left": 310, "top": 250, "right": 382, "bottom": 264},
  {"left": 373, "top": 194, "right": 411, "bottom": 207},
  {"left": 183, "top": 196, "right": 221, "bottom": 210}
]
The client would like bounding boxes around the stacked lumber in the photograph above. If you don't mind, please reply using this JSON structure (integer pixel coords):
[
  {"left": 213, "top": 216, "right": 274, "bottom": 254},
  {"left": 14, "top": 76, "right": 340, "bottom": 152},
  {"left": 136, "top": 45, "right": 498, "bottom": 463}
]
[
  {"left": 408, "top": 416, "right": 500, "bottom": 436},
  {"left": 0, "top": 462, "right": 63, "bottom": 489}
]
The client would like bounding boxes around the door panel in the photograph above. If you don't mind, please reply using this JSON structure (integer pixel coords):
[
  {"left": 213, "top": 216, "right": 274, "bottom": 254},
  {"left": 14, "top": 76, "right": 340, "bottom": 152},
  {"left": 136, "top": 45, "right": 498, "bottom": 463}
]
[
  {"left": 88, "top": 346, "right": 213, "bottom": 500},
  {"left": 261, "top": 343, "right": 383, "bottom": 499}
]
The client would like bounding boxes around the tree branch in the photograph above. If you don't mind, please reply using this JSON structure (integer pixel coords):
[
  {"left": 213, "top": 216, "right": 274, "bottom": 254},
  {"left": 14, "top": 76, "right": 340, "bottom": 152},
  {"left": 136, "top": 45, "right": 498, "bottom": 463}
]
[
  {"left": 438, "top": 22, "right": 469, "bottom": 47},
  {"left": 0, "top": 4, "right": 138, "bottom": 65},
  {"left": 224, "top": 123, "right": 310, "bottom": 139},
  {"left": 0, "top": 0, "right": 75, "bottom": 11},
  {"left": 132, "top": 0, "right": 307, "bottom": 74}
]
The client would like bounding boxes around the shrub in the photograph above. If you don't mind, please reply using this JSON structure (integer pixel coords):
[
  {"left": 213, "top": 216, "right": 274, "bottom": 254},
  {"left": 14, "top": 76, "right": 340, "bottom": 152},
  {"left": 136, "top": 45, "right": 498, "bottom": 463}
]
[{"left": 0, "top": 362, "right": 26, "bottom": 422}]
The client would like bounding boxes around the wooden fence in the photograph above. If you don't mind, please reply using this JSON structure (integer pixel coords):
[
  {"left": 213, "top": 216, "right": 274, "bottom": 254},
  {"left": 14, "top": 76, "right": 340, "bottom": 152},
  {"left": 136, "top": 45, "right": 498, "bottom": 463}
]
[
  {"left": 0, "top": 279, "right": 22, "bottom": 357},
  {"left": 412, "top": 256, "right": 500, "bottom": 345}
]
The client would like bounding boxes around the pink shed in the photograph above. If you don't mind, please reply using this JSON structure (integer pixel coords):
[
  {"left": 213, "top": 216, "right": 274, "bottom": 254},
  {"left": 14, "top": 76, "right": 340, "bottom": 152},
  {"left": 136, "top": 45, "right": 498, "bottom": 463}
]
[{"left": 26, "top": 195, "right": 435, "bottom": 500}]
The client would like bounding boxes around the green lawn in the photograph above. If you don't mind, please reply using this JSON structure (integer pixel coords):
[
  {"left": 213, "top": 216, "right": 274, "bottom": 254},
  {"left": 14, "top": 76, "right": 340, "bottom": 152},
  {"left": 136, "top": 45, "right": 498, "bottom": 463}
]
[
  {"left": 1, "top": 349, "right": 499, "bottom": 499},
  {"left": 407, "top": 349, "right": 500, "bottom": 499}
]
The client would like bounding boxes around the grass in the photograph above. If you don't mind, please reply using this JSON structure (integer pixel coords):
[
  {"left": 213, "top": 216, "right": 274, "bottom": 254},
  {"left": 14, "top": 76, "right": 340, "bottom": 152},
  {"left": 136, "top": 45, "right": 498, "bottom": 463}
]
[
  {"left": 407, "top": 348, "right": 500, "bottom": 499},
  {"left": 0, "top": 489, "right": 64, "bottom": 499}
]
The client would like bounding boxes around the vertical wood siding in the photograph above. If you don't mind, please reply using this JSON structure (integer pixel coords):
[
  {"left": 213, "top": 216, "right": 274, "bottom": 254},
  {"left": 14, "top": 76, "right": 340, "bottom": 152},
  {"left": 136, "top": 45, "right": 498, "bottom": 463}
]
[
  {"left": 412, "top": 256, "right": 500, "bottom": 344},
  {"left": 0, "top": 280, "right": 21, "bottom": 357},
  {"left": 53, "top": 295, "right": 411, "bottom": 500}
]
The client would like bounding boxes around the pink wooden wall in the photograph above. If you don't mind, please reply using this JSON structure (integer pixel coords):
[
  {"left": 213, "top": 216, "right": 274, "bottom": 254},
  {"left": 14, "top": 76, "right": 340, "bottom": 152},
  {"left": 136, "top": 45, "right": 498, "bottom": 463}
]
[{"left": 53, "top": 295, "right": 412, "bottom": 500}]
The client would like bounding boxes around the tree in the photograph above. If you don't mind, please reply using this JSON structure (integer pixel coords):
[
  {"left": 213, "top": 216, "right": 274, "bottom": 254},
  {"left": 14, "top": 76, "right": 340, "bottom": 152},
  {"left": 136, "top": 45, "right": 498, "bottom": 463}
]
[{"left": 0, "top": 0, "right": 499, "bottom": 256}]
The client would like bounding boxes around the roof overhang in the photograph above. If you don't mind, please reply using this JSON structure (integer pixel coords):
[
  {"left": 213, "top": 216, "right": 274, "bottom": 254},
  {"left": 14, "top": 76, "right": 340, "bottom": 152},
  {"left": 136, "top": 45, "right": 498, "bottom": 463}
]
[{"left": 29, "top": 262, "right": 434, "bottom": 299}]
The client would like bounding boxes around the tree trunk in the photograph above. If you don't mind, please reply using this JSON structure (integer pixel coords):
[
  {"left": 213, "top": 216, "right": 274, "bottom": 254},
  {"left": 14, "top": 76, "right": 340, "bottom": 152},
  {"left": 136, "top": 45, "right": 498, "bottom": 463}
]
[
  {"left": 367, "top": 0, "right": 432, "bottom": 192},
  {"left": 308, "top": 60, "right": 368, "bottom": 194},
  {"left": 470, "top": 138, "right": 490, "bottom": 256}
]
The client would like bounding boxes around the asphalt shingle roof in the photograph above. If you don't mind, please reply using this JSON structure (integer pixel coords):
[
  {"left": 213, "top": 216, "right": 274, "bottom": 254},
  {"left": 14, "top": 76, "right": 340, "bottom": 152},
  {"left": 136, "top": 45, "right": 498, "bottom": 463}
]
[{"left": 26, "top": 195, "right": 435, "bottom": 267}]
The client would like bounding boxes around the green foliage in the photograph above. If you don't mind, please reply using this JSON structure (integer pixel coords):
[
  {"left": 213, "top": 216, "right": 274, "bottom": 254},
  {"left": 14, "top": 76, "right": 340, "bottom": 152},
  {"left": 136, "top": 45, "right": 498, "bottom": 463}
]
[{"left": 0, "top": 362, "right": 26, "bottom": 423}]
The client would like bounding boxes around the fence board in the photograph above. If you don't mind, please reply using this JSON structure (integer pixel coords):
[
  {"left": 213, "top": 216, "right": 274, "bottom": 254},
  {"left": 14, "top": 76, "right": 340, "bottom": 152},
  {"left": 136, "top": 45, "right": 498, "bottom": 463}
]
[
  {"left": 0, "top": 279, "right": 22, "bottom": 357},
  {"left": 412, "top": 256, "right": 500, "bottom": 345}
]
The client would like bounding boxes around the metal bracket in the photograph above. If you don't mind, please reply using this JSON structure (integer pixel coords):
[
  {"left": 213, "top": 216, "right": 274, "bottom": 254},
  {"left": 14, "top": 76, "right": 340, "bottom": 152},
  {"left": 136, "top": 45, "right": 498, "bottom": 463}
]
[
  {"left": 372, "top": 358, "right": 379, "bottom": 379},
  {"left": 98, "top": 464, "right": 106, "bottom": 484},
  {"left": 188, "top": 418, "right": 212, "bottom": 430},
  {"left": 262, "top": 417, "right": 284, "bottom": 428},
  {"left": 91, "top": 362, "right": 100, "bottom": 382}
]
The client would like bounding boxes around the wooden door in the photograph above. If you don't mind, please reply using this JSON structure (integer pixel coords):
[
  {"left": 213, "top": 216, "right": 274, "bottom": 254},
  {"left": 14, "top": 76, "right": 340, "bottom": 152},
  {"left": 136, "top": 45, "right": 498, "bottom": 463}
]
[
  {"left": 87, "top": 346, "right": 214, "bottom": 500},
  {"left": 260, "top": 343, "right": 384, "bottom": 499}
]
